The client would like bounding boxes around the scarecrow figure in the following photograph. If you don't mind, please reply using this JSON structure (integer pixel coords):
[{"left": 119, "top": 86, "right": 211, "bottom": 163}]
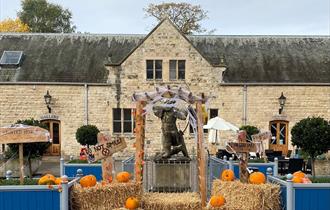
[{"left": 153, "top": 98, "right": 189, "bottom": 159}]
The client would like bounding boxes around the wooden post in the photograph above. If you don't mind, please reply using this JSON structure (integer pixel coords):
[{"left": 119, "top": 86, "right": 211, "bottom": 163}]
[
  {"left": 196, "top": 101, "right": 206, "bottom": 207},
  {"left": 135, "top": 101, "right": 145, "bottom": 184},
  {"left": 97, "top": 133, "right": 113, "bottom": 182},
  {"left": 19, "top": 143, "right": 24, "bottom": 185},
  {"left": 238, "top": 131, "right": 249, "bottom": 183}
]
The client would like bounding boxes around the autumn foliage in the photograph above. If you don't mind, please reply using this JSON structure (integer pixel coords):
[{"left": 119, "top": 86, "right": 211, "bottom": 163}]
[{"left": 0, "top": 18, "right": 30, "bottom": 32}]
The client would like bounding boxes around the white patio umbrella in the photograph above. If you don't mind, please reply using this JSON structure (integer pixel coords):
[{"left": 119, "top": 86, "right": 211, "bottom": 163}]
[{"left": 203, "top": 117, "right": 239, "bottom": 144}]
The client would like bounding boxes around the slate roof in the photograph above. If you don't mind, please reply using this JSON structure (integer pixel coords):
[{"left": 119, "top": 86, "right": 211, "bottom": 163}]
[{"left": 0, "top": 33, "right": 329, "bottom": 83}]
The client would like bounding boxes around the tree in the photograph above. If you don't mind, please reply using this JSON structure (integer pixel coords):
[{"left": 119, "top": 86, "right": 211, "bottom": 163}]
[
  {"left": 18, "top": 0, "right": 76, "bottom": 33},
  {"left": 239, "top": 125, "right": 259, "bottom": 141},
  {"left": 76, "top": 125, "right": 100, "bottom": 148},
  {"left": 291, "top": 117, "right": 330, "bottom": 177},
  {"left": 7, "top": 118, "right": 50, "bottom": 178},
  {"left": 0, "top": 18, "right": 30, "bottom": 32},
  {"left": 144, "top": 2, "right": 210, "bottom": 35}
]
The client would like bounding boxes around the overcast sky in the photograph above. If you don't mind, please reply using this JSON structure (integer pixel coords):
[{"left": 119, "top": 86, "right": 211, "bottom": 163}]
[{"left": 1, "top": 0, "right": 329, "bottom": 35}]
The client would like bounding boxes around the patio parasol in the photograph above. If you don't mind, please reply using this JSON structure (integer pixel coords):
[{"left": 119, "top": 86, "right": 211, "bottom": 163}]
[{"left": 203, "top": 117, "right": 239, "bottom": 144}]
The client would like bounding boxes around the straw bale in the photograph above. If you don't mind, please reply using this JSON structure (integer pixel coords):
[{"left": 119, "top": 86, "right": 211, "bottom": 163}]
[
  {"left": 142, "top": 192, "right": 202, "bottom": 210},
  {"left": 70, "top": 182, "right": 142, "bottom": 210},
  {"left": 209, "top": 180, "right": 281, "bottom": 210}
]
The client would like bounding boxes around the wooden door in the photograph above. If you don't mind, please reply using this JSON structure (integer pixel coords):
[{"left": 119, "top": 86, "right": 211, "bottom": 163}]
[
  {"left": 269, "top": 120, "right": 289, "bottom": 156},
  {"left": 42, "top": 120, "right": 61, "bottom": 156}
]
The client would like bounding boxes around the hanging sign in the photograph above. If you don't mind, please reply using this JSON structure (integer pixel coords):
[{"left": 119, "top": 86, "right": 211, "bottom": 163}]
[
  {"left": 0, "top": 125, "right": 50, "bottom": 144},
  {"left": 88, "top": 137, "right": 127, "bottom": 161},
  {"left": 227, "top": 142, "right": 257, "bottom": 153}
]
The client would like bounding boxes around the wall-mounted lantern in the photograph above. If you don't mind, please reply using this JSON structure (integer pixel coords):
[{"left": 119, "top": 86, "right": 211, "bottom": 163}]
[
  {"left": 44, "top": 90, "right": 52, "bottom": 113},
  {"left": 278, "top": 92, "right": 286, "bottom": 114}
]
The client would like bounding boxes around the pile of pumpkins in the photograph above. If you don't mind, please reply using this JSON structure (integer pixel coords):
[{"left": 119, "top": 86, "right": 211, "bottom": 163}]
[
  {"left": 291, "top": 171, "right": 311, "bottom": 183},
  {"left": 209, "top": 169, "right": 267, "bottom": 208},
  {"left": 38, "top": 174, "right": 62, "bottom": 185}
]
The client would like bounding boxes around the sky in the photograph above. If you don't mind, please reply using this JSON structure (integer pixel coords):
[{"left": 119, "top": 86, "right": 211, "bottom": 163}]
[{"left": 0, "top": 0, "right": 329, "bottom": 35}]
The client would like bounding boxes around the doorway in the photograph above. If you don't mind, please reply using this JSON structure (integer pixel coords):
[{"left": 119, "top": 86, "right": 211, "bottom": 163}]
[
  {"left": 42, "top": 120, "right": 61, "bottom": 156},
  {"left": 269, "top": 120, "right": 289, "bottom": 156}
]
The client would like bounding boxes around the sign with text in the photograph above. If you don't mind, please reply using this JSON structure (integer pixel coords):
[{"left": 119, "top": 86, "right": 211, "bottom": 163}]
[
  {"left": 251, "top": 131, "right": 272, "bottom": 142},
  {"left": 90, "top": 137, "right": 127, "bottom": 161},
  {"left": 227, "top": 142, "right": 256, "bottom": 153},
  {"left": 0, "top": 125, "right": 50, "bottom": 144}
]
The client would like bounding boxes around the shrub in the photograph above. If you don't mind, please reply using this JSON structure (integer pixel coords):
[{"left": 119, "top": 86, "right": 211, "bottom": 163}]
[{"left": 75, "top": 125, "right": 100, "bottom": 147}]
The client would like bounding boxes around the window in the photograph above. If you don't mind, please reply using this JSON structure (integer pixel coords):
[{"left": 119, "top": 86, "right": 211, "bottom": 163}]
[
  {"left": 113, "top": 108, "right": 135, "bottom": 133},
  {"left": 190, "top": 108, "right": 218, "bottom": 133},
  {"left": 146, "top": 60, "right": 162, "bottom": 80},
  {"left": 0, "top": 51, "right": 23, "bottom": 66},
  {"left": 269, "top": 120, "right": 289, "bottom": 155},
  {"left": 169, "top": 60, "right": 185, "bottom": 80}
]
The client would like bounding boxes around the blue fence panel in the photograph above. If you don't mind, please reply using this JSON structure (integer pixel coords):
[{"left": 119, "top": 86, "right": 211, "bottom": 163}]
[
  {"left": 64, "top": 164, "right": 102, "bottom": 180},
  {"left": 0, "top": 189, "right": 60, "bottom": 210},
  {"left": 295, "top": 188, "right": 330, "bottom": 210},
  {"left": 233, "top": 163, "right": 275, "bottom": 178}
]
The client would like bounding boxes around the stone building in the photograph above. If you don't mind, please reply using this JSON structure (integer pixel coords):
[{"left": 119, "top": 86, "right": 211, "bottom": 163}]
[{"left": 0, "top": 19, "right": 329, "bottom": 158}]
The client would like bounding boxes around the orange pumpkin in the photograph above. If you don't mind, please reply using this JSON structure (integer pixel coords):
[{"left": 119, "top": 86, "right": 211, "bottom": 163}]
[
  {"left": 38, "top": 174, "right": 56, "bottom": 185},
  {"left": 125, "top": 197, "right": 139, "bottom": 210},
  {"left": 116, "top": 171, "right": 130, "bottom": 183},
  {"left": 55, "top": 177, "right": 62, "bottom": 185},
  {"left": 292, "top": 176, "right": 303, "bottom": 183},
  {"left": 221, "top": 169, "right": 235, "bottom": 181},
  {"left": 80, "top": 175, "right": 97, "bottom": 188},
  {"left": 293, "top": 171, "right": 306, "bottom": 179},
  {"left": 249, "top": 172, "right": 266, "bottom": 184},
  {"left": 210, "top": 195, "right": 226, "bottom": 207}
]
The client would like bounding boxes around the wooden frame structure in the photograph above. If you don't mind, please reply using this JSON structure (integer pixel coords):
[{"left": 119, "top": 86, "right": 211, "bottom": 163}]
[{"left": 132, "top": 86, "right": 208, "bottom": 206}]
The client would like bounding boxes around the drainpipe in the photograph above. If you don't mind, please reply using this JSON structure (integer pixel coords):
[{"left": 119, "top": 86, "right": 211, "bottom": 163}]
[
  {"left": 84, "top": 83, "right": 88, "bottom": 125},
  {"left": 242, "top": 85, "right": 247, "bottom": 125}
]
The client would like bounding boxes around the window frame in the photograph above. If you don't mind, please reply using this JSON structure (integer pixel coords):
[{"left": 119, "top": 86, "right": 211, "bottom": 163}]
[
  {"left": 113, "top": 108, "right": 135, "bottom": 134},
  {"left": 169, "top": 59, "right": 186, "bottom": 80},
  {"left": 146, "top": 59, "right": 163, "bottom": 80}
]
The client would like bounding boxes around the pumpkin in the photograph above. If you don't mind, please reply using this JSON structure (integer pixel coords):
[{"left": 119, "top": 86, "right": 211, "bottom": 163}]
[
  {"left": 38, "top": 174, "right": 56, "bottom": 185},
  {"left": 249, "top": 172, "right": 266, "bottom": 184},
  {"left": 221, "top": 169, "right": 235, "bottom": 181},
  {"left": 293, "top": 171, "right": 306, "bottom": 179},
  {"left": 210, "top": 195, "right": 226, "bottom": 207},
  {"left": 80, "top": 175, "right": 97, "bottom": 188},
  {"left": 55, "top": 177, "right": 62, "bottom": 185},
  {"left": 292, "top": 176, "right": 303, "bottom": 183},
  {"left": 116, "top": 171, "right": 130, "bottom": 183},
  {"left": 125, "top": 197, "right": 139, "bottom": 210}
]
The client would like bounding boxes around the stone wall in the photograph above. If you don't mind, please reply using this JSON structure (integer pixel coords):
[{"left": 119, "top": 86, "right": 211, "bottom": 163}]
[{"left": 0, "top": 20, "right": 329, "bottom": 158}]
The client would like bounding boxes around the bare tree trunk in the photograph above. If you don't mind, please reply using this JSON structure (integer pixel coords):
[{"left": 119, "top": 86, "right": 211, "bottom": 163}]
[{"left": 311, "top": 157, "right": 316, "bottom": 178}]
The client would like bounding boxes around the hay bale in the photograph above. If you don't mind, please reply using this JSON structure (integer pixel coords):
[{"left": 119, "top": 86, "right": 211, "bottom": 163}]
[
  {"left": 141, "top": 192, "right": 201, "bottom": 210},
  {"left": 70, "top": 182, "right": 142, "bottom": 210},
  {"left": 210, "top": 180, "right": 281, "bottom": 210}
]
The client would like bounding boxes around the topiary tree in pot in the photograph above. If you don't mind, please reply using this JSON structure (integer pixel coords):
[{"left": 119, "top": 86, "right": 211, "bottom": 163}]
[
  {"left": 75, "top": 125, "right": 100, "bottom": 149},
  {"left": 291, "top": 117, "right": 330, "bottom": 177},
  {"left": 239, "top": 125, "right": 259, "bottom": 141},
  {"left": 7, "top": 118, "right": 50, "bottom": 178}
]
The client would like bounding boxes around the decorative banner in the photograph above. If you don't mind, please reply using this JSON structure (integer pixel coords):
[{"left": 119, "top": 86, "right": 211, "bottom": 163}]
[
  {"left": 0, "top": 124, "right": 50, "bottom": 144},
  {"left": 251, "top": 131, "right": 272, "bottom": 142},
  {"left": 89, "top": 137, "right": 127, "bottom": 161},
  {"left": 227, "top": 142, "right": 257, "bottom": 153}
]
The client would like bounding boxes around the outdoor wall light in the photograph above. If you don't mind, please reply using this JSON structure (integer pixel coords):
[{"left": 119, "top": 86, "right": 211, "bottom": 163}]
[
  {"left": 44, "top": 90, "right": 52, "bottom": 113},
  {"left": 278, "top": 92, "right": 286, "bottom": 114}
]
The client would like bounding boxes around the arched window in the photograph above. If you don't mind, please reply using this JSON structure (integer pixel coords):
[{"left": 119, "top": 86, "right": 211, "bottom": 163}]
[{"left": 269, "top": 120, "right": 289, "bottom": 155}]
